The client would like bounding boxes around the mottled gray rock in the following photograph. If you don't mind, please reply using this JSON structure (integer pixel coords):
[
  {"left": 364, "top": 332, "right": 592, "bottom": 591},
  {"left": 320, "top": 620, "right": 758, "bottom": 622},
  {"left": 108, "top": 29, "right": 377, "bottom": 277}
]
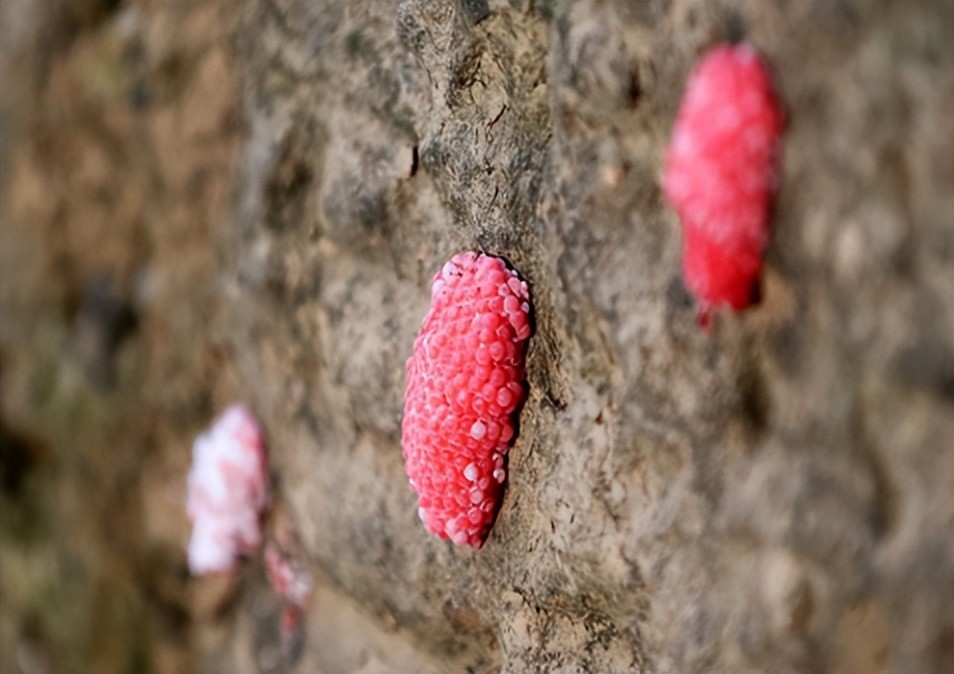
[{"left": 223, "top": 0, "right": 952, "bottom": 672}]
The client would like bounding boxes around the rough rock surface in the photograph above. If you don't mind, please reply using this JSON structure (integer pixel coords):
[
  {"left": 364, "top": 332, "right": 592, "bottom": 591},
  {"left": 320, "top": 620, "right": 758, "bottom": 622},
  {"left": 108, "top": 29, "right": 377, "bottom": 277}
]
[{"left": 1, "top": 0, "right": 951, "bottom": 672}]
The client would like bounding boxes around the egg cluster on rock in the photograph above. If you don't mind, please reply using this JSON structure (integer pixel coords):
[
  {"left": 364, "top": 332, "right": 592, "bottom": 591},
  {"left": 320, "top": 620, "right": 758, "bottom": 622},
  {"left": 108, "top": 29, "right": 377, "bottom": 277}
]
[
  {"left": 402, "top": 252, "right": 532, "bottom": 549},
  {"left": 663, "top": 42, "right": 785, "bottom": 329},
  {"left": 186, "top": 405, "right": 269, "bottom": 574},
  {"left": 265, "top": 541, "right": 314, "bottom": 608}
]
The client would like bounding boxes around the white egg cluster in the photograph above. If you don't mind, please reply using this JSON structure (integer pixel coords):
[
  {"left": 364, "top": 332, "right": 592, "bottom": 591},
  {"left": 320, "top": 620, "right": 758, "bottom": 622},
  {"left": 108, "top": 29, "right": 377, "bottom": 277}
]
[{"left": 186, "top": 405, "right": 269, "bottom": 574}]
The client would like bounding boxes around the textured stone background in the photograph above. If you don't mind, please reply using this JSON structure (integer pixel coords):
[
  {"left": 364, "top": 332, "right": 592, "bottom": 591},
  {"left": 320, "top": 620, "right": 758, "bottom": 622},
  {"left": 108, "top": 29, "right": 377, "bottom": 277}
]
[{"left": 1, "top": 0, "right": 951, "bottom": 672}]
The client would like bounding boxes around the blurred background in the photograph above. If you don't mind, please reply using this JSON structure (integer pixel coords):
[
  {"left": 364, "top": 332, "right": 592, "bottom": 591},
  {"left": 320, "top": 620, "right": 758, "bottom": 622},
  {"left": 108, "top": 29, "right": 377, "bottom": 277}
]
[{"left": 1, "top": 1, "right": 240, "bottom": 671}]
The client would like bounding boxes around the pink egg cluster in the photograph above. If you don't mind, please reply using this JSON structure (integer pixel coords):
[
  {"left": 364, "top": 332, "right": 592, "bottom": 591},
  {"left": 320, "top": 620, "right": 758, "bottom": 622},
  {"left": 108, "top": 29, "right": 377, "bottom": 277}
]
[
  {"left": 265, "top": 539, "right": 314, "bottom": 660},
  {"left": 265, "top": 541, "right": 314, "bottom": 608},
  {"left": 186, "top": 405, "right": 269, "bottom": 574},
  {"left": 402, "top": 251, "right": 532, "bottom": 549},
  {"left": 663, "top": 43, "right": 785, "bottom": 329}
]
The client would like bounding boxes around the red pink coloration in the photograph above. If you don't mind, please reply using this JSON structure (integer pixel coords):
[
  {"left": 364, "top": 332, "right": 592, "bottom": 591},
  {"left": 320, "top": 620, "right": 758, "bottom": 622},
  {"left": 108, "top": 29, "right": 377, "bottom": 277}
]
[
  {"left": 402, "top": 252, "right": 532, "bottom": 549},
  {"left": 663, "top": 43, "right": 785, "bottom": 329},
  {"left": 265, "top": 541, "right": 314, "bottom": 608}
]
